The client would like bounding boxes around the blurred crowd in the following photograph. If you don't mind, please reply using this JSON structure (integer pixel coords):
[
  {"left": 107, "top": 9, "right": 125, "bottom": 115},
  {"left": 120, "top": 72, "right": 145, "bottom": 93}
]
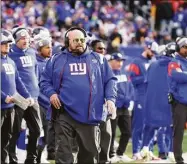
[{"left": 1, "top": 0, "right": 187, "bottom": 54}]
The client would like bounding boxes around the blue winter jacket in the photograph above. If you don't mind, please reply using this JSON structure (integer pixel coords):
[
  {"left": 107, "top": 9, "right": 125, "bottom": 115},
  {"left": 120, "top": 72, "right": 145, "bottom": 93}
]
[
  {"left": 113, "top": 69, "right": 132, "bottom": 109},
  {"left": 36, "top": 55, "right": 50, "bottom": 110},
  {"left": 168, "top": 54, "right": 187, "bottom": 105},
  {"left": 127, "top": 55, "right": 151, "bottom": 101},
  {"left": 40, "top": 48, "right": 117, "bottom": 125},
  {"left": 144, "top": 56, "right": 172, "bottom": 127},
  {"left": 9, "top": 44, "right": 39, "bottom": 98},
  {"left": 1, "top": 55, "right": 30, "bottom": 109}
]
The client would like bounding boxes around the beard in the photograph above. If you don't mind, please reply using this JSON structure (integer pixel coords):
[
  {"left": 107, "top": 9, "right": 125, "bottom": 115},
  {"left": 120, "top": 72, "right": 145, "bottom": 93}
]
[{"left": 69, "top": 45, "right": 86, "bottom": 55}]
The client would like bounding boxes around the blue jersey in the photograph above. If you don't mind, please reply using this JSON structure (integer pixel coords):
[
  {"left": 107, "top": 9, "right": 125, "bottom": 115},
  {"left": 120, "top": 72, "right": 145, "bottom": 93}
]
[
  {"left": 168, "top": 54, "right": 187, "bottom": 105},
  {"left": 144, "top": 56, "right": 172, "bottom": 127}
]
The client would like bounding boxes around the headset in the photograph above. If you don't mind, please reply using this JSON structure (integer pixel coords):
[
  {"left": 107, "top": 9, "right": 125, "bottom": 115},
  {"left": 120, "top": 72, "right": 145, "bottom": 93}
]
[
  {"left": 175, "top": 36, "right": 186, "bottom": 52},
  {"left": 165, "top": 42, "right": 176, "bottom": 57},
  {"left": 12, "top": 27, "right": 27, "bottom": 40},
  {"left": 64, "top": 27, "right": 87, "bottom": 48}
]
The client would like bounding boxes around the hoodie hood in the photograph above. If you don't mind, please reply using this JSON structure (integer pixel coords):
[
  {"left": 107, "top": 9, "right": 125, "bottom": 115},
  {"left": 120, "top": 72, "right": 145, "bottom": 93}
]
[
  {"left": 36, "top": 53, "right": 48, "bottom": 62},
  {"left": 158, "top": 55, "right": 172, "bottom": 66}
]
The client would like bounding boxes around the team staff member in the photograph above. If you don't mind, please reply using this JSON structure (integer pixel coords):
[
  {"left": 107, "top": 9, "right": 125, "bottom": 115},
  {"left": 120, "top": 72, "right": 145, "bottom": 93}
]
[
  {"left": 108, "top": 53, "right": 133, "bottom": 163},
  {"left": 9, "top": 26, "right": 41, "bottom": 164},
  {"left": 141, "top": 42, "right": 176, "bottom": 161},
  {"left": 168, "top": 37, "right": 187, "bottom": 164},
  {"left": 34, "top": 30, "right": 52, "bottom": 163},
  {"left": 127, "top": 40, "right": 158, "bottom": 160},
  {"left": 91, "top": 39, "right": 112, "bottom": 164},
  {"left": 40, "top": 27, "right": 117, "bottom": 164},
  {"left": 1, "top": 30, "right": 31, "bottom": 164},
  {"left": 32, "top": 26, "right": 56, "bottom": 160}
]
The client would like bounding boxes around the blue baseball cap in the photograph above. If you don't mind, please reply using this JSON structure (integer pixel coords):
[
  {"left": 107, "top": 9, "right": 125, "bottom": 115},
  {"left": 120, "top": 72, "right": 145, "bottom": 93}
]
[{"left": 108, "top": 52, "right": 126, "bottom": 61}]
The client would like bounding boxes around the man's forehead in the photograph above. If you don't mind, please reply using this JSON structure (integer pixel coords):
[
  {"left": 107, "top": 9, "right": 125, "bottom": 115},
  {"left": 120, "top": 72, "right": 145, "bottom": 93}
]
[
  {"left": 68, "top": 30, "right": 85, "bottom": 38},
  {"left": 96, "top": 42, "right": 105, "bottom": 47}
]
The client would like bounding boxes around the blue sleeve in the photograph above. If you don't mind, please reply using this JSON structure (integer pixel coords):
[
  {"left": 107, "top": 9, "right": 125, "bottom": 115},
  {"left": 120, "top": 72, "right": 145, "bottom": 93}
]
[
  {"left": 15, "top": 65, "right": 30, "bottom": 98},
  {"left": 103, "top": 58, "right": 117, "bottom": 103},
  {"left": 171, "top": 70, "right": 187, "bottom": 83},
  {"left": 1, "top": 91, "right": 7, "bottom": 101},
  {"left": 39, "top": 58, "right": 57, "bottom": 98},
  {"left": 168, "top": 61, "right": 187, "bottom": 83},
  {"left": 128, "top": 62, "right": 144, "bottom": 86}
]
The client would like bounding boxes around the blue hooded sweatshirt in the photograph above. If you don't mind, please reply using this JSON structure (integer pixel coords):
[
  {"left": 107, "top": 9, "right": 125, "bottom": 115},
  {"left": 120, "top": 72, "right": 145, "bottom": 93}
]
[
  {"left": 36, "top": 54, "right": 50, "bottom": 110},
  {"left": 40, "top": 48, "right": 117, "bottom": 125},
  {"left": 127, "top": 55, "right": 153, "bottom": 129},
  {"left": 127, "top": 55, "right": 151, "bottom": 101},
  {"left": 144, "top": 55, "right": 172, "bottom": 127},
  {"left": 9, "top": 44, "right": 39, "bottom": 98},
  {"left": 1, "top": 55, "right": 30, "bottom": 109},
  {"left": 168, "top": 54, "right": 187, "bottom": 105}
]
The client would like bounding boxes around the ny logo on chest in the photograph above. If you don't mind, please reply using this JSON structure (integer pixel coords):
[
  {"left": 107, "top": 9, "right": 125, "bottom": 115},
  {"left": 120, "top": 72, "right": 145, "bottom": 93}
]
[
  {"left": 3, "top": 63, "right": 15, "bottom": 74},
  {"left": 20, "top": 56, "right": 33, "bottom": 67},
  {"left": 69, "top": 63, "right": 87, "bottom": 75}
]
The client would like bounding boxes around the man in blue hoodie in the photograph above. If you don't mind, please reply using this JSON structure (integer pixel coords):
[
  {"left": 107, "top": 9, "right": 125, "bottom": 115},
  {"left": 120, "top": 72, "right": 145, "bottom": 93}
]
[
  {"left": 8, "top": 26, "right": 42, "bottom": 164},
  {"left": 40, "top": 27, "right": 117, "bottom": 164},
  {"left": 140, "top": 42, "right": 176, "bottom": 162},
  {"left": 107, "top": 53, "right": 133, "bottom": 163},
  {"left": 34, "top": 30, "right": 52, "bottom": 163},
  {"left": 1, "top": 30, "right": 30, "bottom": 164},
  {"left": 127, "top": 40, "right": 158, "bottom": 160},
  {"left": 168, "top": 37, "right": 187, "bottom": 164},
  {"left": 32, "top": 26, "right": 56, "bottom": 160},
  {"left": 90, "top": 39, "right": 112, "bottom": 164}
]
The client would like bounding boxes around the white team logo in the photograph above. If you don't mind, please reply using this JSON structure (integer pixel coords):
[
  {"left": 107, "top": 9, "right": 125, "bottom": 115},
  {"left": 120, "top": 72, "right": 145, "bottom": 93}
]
[
  {"left": 92, "top": 59, "right": 97, "bottom": 63},
  {"left": 116, "top": 74, "right": 127, "bottom": 83},
  {"left": 20, "top": 56, "right": 33, "bottom": 67},
  {"left": 69, "top": 63, "right": 87, "bottom": 75},
  {"left": 3, "top": 63, "right": 15, "bottom": 74}
]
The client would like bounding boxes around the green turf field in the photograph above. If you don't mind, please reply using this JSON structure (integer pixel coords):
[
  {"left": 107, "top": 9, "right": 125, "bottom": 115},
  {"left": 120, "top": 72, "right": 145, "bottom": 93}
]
[
  {"left": 49, "top": 130, "right": 187, "bottom": 164},
  {"left": 115, "top": 129, "right": 187, "bottom": 158}
]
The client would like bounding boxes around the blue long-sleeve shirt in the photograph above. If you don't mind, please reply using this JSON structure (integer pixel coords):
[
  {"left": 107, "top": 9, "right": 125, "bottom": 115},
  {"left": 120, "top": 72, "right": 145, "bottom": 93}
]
[
  {"left": 1, "top": 55, "right": 30, "bottom": 109},
  {"left": 113, "top": 69, "right": 132, "bottom": 109},
  {"left": 168, "top": 54, "right": 187, "bottom": 105},
  {"left": 127, "top": 55, "right": 151, "bottom": 100},
  {"left": 144, "top": 56, "right": 172, "bottom": 127},
  {"left": 36, "top": 54, "right": 50, "bottom": 110},
  {"left": 9, "top": 44, "right": 39, "bottom": 98}
]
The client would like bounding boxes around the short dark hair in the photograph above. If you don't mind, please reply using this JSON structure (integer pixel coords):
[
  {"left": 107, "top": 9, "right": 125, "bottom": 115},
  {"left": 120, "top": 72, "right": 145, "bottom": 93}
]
[{"left": 90, "top": 39, "right": 103, "bottom": 49}]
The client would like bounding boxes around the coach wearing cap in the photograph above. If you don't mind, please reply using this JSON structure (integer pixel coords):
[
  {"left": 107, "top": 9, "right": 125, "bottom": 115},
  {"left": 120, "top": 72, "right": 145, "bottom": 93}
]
[
  {"left": 8, "top": 26, "right": 41, "bottom": 164},
  {"left": 108, "top": 53, "right": 133, "bottom": 162},
  {"left": 167, "top": 37, "right": 187, "bottom": 164},
  {"left": 1, "top": 29, "right": 31, "bottom": 164}
]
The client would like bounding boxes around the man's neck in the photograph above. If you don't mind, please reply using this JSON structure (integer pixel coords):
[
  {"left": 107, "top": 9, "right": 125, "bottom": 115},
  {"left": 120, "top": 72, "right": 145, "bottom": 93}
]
[{"left": 38, "top": 52, "right": 47, "bottom": 59}]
